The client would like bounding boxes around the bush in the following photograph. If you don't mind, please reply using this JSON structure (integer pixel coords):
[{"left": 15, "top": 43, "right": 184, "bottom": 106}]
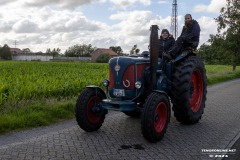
[
  {"left": 0, "top": 44, "right": 12, "bottom": 60},
  {"left": 96, "top": 53, "right": 111, "bottom": 63}
]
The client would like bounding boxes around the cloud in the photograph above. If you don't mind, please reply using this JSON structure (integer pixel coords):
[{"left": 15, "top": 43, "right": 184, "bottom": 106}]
[
  {"left": 12, "top": 19, "right": 39, "bottom": 33},
  {"left": 193, "top": 4, "right": 208, "bottom": 12},
  {"left": 109, "top": 0, "right": 151, "bottom": 10},
  {"left": 37, "top": 9, "right": 108, "bottom": 33},
  {"left": 0, "top": 3, "right": 109, "bottom": 52},
  {"left": 197, "top": 16, "right": 218, "bottom": 44},
  {"left": 110, "top": 10, "right": 171, "bottom": 36},
  {"left": 193, "top": 0, "right": 226, "bottom": 13},
  {"left": 0, "top": 0, "right": 222, "bottom": 54},
  {"left": 24, "top": 0, "right": 106, "bottom": 9},
  {"left": 109, "top": 10, "right": 173, "bottom": 52},
  {"left": 158, "top": 0, "right": 168, "bottom": 4},
  {"left": 0, "top": 6, "right": 171, "bottom": 53},
  {"left": 0, "top": 20, "right": 15, "bottom": 32},
  {"left": 64, "top": 16, "right": 107, "bottom": 31},
  {"left": 0, "top": 0, "right": 17, "bottom": 6}
]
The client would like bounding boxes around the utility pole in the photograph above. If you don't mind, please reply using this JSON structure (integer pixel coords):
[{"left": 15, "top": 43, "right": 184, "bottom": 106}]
[
  {"left": 14, "top": 40, "right": 18, "bottom": 48},
  {"left": 170, "top": 0, "right": 178, "bottom": 39}
]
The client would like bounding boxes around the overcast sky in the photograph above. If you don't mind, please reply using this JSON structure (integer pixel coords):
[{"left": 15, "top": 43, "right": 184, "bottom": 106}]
[{"left": 0, "top": 0, "right": 226, "bottom": 53}]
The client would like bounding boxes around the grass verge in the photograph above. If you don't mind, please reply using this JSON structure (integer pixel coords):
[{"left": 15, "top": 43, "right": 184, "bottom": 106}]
[
  {"left": 206, "top": 65, "right": 240, "bottom": 85},
  {"left": 0, "top": 98, "right": 76, "bottom": 134}
]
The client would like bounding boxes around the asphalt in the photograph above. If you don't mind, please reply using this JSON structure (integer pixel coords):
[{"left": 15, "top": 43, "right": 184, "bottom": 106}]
[
  {"left": 0, "top": 79, "right": 240, "bottom": 160},
  {"left": 223, "top": 132, "right": 240, "bottom": 160}
]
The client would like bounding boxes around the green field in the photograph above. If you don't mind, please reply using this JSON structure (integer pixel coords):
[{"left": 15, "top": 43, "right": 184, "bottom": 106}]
[
  {"left": 0, "top": 61, "right": 239, "bottom": 105},
  {"left": 0, "top": 61, "right": 108, "bottom": 105},
  {"left": 0, "top": 61, "right": 239, "bottom": 134}
]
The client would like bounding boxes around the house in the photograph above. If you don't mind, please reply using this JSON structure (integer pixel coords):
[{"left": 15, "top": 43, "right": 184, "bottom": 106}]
[
  {"left": 10, "top": 48, "right": 22, "bottom": 54},
  {"left": 91, "top": 48, "right": 118, "bottom": 62}
]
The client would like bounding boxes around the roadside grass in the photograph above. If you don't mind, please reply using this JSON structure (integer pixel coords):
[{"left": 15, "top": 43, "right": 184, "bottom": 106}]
[
  {"left": 0, "top": 64, "right": 239, "bottom": 135},
  {"left": 206, "top": 65, "right": 240, "bottom": 85},
  {"left": 0, "top": 98, "right": 76, "bottom": 134}
]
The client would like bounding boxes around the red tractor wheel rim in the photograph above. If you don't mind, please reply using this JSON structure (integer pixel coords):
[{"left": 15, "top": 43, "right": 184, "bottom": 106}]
[
  {"left": 190, "top": 69, "right": 204, "bottom": 112},
  {"left": 154, "top": 102, "right": 167, "bottom": 133},
  {"left": 87, "top": 96, "right": 102, "bottom": 124}
]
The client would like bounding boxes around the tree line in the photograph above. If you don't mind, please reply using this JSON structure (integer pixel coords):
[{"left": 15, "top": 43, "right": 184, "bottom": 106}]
[
  {"left": 197, "top": 0, "right": 239, "bottom": 71},
  {"left": 0, "top": 44, "right": 127, "bottom": 60}
]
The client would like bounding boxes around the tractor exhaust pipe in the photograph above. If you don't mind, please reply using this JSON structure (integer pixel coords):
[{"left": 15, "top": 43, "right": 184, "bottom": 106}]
[{"left": 149, "top": 25, "right": 159, "bottom": 90}]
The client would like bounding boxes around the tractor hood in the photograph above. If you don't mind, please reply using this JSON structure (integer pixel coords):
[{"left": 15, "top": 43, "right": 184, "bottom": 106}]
[{"left": 108, "top": 56, "right": 149, "bottom": 99}]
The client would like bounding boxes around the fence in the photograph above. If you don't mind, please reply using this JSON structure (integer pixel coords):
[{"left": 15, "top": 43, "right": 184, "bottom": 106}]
[{"left": 12, "top": 55, "right": 53, "bottom": 61}]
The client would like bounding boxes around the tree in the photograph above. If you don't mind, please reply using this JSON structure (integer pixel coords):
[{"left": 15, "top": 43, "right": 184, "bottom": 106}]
[
  {"left": 0, "top": 44, "right": 12, "bottom": 60},
  {"left": 109, "top": 46, "right": 123, "bottom": 56},
  {"left": 96, "top": 53, "right": 111, "bottom": 63},
  {"left": 65, "top": 44, "right": 94, "bottom": 57},
  {"left": 22, "top": 48, "right": 31, "bottom": 54},
  {"left": 198, "top": 34, "right": 233, "bottom": 65},
  {"left": 46, "top": 48, "right": 51, "bottom": 54},
  {"left": 135, "top": 48, "right": 140, "bottom": 54},
  {"left": 130, "top": 44, "right": 138, "bottom": 54},
  {"left": 215, "top": 0, "right": 240, "bottom": 71},
  {"left": 52, "top": 48, "right": 61, "bottom": 58},
  {"left": 46, "top": 48, "right": 61, "bottom": 58}
]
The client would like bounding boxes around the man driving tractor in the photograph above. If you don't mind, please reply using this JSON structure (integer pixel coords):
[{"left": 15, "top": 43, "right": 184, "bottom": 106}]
[{"left": 164, "top": 14, "right": 201, "bottom": 60}]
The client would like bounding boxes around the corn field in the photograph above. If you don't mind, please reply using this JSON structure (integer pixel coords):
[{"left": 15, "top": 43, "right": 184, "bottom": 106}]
[{"left": 0, "top": 61, "right": 108, "bottom": 104}]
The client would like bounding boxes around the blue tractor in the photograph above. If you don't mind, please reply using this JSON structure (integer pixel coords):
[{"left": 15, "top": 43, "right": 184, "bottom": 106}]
[{"left": 75, "top": 25, "right": 207, "bottom": 143}]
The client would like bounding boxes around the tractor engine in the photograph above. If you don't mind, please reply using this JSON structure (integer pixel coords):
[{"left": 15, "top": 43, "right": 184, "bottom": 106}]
[{"left": 108, "top": 56, "right": 149, "bottom": 100}]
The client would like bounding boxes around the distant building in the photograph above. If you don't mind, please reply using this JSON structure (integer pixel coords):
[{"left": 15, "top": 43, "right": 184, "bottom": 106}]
[
  {"left": 12, "top": 54, "right": 53, "bottom": 61},
  {"left": 91, "top": 48, "right": 118, "bottom": 62},
  {"left": 10, "top": 48, "right": 53, "bottom": 61},
  {"left": 10, "top": 48, "right": 22, "bottom": 54}
]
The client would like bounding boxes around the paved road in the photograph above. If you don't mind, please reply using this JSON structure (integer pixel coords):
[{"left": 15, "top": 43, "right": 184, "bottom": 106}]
[{"left": 0, "top": 79, "right": 240, "bottom": 160}]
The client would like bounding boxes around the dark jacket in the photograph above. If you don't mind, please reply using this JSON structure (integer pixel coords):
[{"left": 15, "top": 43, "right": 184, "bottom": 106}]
[
  {"left": 180, "top": 19, "right": 200, "bottom": 43},
  {"left": 159, "top": 35, "right": 175, "bottom": 53}
]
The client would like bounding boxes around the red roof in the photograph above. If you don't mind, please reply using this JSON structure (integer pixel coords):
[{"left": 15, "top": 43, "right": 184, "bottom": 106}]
[
  {"left": 96, "top": 48, "right": 118, "bottom": 56},
  {"left": 10, "top": 48, "right": 22, "bottom": 53}
]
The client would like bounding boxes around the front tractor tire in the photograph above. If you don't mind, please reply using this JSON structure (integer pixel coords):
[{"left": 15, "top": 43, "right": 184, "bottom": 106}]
[
  {"left": 141, "top": 92, "right": 171, "bottom": 143},
  {"left": 171, "top": 55, "right": 207, "bottom": 124},
  {"left": 75, "top": 88, "right": 107, "bottom": 132}
]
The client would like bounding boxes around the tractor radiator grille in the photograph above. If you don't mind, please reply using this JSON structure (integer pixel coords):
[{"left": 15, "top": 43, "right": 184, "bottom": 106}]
[
  {"left": 136, "top": 64, "right": 147, "bottom": 79},
  {"left": 109, "top": 63, "right": 148, "bottom": 90},
  {"left": 122, "top": 65, "right": 135, "bottom": 90},
  {"left": 109, "top": 68, "right": 114, "bottom": 89}
]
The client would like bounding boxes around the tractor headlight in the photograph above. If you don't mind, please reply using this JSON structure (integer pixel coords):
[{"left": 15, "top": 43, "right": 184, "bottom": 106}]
[
  {"left": 135, "top": 81, "right": 142, "bottom": 89},
  {"left": 102, "top": 79, "right": 109, "bottom": 87}
]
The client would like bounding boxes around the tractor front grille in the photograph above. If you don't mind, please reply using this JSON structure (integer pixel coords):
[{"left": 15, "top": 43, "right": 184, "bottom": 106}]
[
  {"left": 122, "top": 65, "right": 135, "bottom": 90},
  {"left": 109, "top": 68, "right": 114, "bottom": 89}
]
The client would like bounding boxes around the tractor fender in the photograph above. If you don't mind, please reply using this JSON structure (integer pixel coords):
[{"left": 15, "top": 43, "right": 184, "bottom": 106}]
[
  {"left": 152, "top": 90, "right": 170, "bottom": 106},
  {"left": 86, "top": 85, "right": 107, "bottom": 98}
]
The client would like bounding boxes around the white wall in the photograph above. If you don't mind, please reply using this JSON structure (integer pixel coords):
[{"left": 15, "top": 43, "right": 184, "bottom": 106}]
[{"left": 12, "top": 55, "right": 53, "bottom": 61}]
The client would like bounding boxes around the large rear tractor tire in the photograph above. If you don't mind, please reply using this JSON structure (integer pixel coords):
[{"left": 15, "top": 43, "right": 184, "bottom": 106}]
[
  {"left": 171, "top": 55, "right": 207, "bottom": 124},
  {"left": 141, "top": 92, "right": 171, "bottom": 143},
  {"left": 75, "top": 88, "right": 107, "bottom": 132}
]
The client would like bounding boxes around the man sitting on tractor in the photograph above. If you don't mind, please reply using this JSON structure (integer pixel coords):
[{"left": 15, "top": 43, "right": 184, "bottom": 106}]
[{"left": 164, "top": 14, "right": 201, "bottom": 60}]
